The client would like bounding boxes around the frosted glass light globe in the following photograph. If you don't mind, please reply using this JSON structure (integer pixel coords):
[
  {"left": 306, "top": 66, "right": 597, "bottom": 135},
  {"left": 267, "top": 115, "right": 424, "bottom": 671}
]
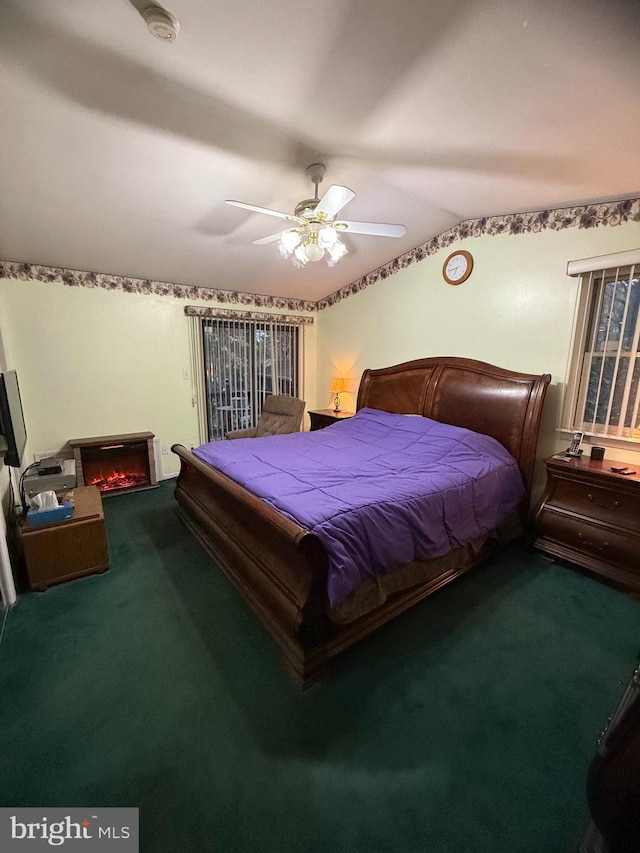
[
  {"left": 318, "top": 225, "right": 337, "bottom": 248},
  {"left": 280, "top": 229, "right": 301, "bottom": 252},
  {"left": 304, "top": 242, "right": 325, "bottom": 262}
]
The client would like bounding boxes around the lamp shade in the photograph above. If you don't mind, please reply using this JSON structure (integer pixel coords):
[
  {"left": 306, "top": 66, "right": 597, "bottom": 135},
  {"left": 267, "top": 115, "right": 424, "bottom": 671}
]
[{"left": 329, "top": 378, "right": 349, "bottom": 394}]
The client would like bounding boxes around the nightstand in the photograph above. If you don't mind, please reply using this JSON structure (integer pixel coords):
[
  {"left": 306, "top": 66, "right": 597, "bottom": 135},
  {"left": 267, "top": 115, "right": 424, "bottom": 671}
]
[
  {"left": 308, "top": 409, "right": 355, "bottom": 431},
  {"left": 16, "top": 485, "right": 110, "bottom": 591},
  {"left": 533, "top": 455, "right": 640, "bottom": 594}
]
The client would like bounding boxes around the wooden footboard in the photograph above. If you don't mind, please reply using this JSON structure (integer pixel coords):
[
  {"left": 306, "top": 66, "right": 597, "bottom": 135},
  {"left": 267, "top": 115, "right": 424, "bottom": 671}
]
[
  {"left": 172, "top": 444, "right": 332, "bottom": 684},
  {"left": 172, "top": 356, "right": 550, "bottom": 687}
]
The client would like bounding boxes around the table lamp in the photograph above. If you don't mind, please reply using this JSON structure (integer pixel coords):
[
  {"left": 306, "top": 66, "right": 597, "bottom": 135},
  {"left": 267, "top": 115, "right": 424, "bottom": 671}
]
[{"left": 329, "top": 378, "right": 349, "bottom": 412}]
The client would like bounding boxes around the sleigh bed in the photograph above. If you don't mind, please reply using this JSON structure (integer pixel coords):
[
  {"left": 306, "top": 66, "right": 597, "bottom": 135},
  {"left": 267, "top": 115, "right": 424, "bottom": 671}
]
[{"left": 172, "top": 356, "right": 550, "bottom": 687}]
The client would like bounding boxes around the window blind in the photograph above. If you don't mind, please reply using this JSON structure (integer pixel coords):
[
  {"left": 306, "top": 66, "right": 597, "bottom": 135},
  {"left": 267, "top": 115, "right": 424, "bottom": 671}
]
[
  {"left": 569, "top": 264, "right": 640, "bottom": 441},
  {"left": 188, "top": 314, "right": 303, "bottom": 442}
]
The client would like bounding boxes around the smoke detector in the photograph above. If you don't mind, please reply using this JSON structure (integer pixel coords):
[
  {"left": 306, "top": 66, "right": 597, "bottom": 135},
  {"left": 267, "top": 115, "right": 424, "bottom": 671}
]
[{"left": 142, "top": 6, "right": 180, "bottom": 42}]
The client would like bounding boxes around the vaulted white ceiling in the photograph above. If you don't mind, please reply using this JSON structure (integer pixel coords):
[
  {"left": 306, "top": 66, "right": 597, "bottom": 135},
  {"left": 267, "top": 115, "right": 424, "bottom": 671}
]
[{"left": 1, "top": 0, "right": 639, "bottom": 303}]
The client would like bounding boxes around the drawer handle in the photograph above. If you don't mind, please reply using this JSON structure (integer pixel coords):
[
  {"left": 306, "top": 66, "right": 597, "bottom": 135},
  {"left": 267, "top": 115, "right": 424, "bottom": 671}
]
[
  {"left": 587, "top": 494, "right": 620, "bottom": 509},
  {"left": 577, "top": 532, "right": 609, "bottom": 551}
]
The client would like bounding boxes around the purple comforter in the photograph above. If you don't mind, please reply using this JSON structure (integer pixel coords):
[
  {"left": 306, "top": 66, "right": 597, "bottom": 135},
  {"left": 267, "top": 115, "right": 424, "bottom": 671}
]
[{"left": 194, "top": 408, "right": 524, "bottom": 607}]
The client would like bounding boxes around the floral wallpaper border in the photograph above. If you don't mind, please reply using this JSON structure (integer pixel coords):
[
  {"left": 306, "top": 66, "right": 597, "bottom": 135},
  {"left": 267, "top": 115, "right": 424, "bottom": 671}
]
[
  {"left": 317, "top": 196, "right": 640, "bottom": 310},
  {"left": 0, "top": 260, "right": 317, "bottom": 314},
  {"left": 1, "top": 196, "right": 638, "bottom": 314}
]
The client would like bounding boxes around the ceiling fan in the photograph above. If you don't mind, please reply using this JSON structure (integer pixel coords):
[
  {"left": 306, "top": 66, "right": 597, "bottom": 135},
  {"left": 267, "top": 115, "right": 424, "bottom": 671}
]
[{"left": 226, "top": 164, "right": 407, "bottom": 268}]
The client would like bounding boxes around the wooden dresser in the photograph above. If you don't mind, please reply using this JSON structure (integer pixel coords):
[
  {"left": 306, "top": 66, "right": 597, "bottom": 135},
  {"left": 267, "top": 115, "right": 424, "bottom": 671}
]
[{"left": 533, "top": 455, "right": 640, "bottom": 594}]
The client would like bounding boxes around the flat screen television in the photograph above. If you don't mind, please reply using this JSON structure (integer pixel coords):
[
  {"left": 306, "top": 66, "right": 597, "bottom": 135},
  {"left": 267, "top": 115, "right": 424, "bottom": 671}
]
[{"left": 0, "top": 370, "right": 28, "bottom": 468}]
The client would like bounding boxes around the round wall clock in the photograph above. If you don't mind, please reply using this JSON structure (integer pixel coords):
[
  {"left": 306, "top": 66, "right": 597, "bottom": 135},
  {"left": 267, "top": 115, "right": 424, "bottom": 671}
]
[{"left": 442, "top": 250, "right": 474, "bottom": 285}]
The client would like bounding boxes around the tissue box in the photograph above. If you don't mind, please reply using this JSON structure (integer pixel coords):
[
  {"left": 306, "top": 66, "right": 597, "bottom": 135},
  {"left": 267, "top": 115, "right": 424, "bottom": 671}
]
[{"left": 25, "top": 502, "right": 74, "bottom": 528}]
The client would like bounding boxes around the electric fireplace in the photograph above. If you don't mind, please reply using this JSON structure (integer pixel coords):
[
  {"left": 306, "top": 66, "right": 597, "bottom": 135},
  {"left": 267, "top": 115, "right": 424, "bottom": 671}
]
[{"left": 68, "top": 432, "right": 158, "bottom": 496}]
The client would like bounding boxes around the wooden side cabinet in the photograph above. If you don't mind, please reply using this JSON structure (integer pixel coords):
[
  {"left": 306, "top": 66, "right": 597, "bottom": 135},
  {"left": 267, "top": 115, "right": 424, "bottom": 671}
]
[
  {"left": 533, "top": 455, "right": 640, "bottom": 594},
  {"left": 16, "top": 485, "right": 110, "bottom": 591},
  {"left": 308, "top": 409, "right": 355, "bottom": 431}
]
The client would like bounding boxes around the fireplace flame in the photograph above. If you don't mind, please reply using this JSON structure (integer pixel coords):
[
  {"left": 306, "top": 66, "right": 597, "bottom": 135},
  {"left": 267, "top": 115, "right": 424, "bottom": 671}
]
[{"left": 88, "top": 468, "right": 149, "bottom": 492}]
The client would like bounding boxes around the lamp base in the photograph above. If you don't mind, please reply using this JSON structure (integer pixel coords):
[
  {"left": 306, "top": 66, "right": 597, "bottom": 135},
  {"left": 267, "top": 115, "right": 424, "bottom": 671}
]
[{"left": 333, "top": 394, "right": 341, "bottom": 413}]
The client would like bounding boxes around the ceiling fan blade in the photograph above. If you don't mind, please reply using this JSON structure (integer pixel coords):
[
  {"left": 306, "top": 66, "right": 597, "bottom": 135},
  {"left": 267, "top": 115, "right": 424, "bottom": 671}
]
[
  {"left": 226, "top": 199, "right": 304, "bottom": 224},
  {"left": 337, "top": 220, "right": 407, "bottom": 238},
  {"left": 315, "top": 185, "right": 355, "bottom": 219},
  {"left": 252, "top": 230, "right": 287, "bottom": 245}
]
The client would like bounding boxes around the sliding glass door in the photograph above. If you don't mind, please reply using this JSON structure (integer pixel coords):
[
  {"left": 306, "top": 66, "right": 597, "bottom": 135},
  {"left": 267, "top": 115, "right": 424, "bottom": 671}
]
[{"left": 201, "top": 318, "right": 301, "bottom": 440}]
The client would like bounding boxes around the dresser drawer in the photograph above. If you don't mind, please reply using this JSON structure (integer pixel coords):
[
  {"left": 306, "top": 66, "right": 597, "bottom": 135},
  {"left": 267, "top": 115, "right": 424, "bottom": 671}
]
[
  {"left": 547, "top": 476, "right": 640, "bottom": 529},
  {"left": 538, "top": 510, "right": 640, "bottom": 574}
]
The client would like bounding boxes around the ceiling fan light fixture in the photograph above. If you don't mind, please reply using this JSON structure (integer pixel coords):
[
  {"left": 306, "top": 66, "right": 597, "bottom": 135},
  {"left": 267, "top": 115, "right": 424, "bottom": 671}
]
[
  {"left": 279, "top": 223, "right": 347, "bottom": 266},
  {"left": 229, "top": 162, "right": 405, "bottom": 270}
]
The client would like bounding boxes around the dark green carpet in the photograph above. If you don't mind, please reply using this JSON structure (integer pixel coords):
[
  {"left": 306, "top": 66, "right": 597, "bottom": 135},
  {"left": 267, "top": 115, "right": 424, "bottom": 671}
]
[{"left": 1, "top": 480, "right": 639, "bottom": 852}]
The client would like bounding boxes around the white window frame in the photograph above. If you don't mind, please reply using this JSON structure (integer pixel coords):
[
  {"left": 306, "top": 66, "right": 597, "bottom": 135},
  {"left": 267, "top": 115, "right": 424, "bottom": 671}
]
[{"left": 562, "top": 249, "right": 640, "bottom": 447}]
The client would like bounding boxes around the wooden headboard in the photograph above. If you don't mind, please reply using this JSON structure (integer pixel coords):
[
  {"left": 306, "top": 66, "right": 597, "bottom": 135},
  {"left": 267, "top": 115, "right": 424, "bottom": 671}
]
[{"left": 357, "top": 356, "right": 551, "bottom": 510}]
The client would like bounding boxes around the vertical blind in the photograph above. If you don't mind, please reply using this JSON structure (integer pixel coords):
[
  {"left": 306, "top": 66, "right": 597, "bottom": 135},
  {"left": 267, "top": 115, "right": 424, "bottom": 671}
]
[{"left": 195, "top": 317, "right": 302, "bottom": 441}]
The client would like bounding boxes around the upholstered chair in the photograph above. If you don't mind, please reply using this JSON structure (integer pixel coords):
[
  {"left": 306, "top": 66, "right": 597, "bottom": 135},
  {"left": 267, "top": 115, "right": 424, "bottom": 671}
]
[{"left": 225, "top": 395, "right": 306, "bottom": 439}]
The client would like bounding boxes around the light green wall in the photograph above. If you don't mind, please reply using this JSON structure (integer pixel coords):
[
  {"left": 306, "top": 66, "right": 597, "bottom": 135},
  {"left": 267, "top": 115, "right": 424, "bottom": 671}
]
[
  {"left": 317, "top": 219, "right": 640, "bottom": 481},
  {"left": 0, "top": 280, "right": 317, "bottom": 478},
  {"left": 1, "top": 216, "right": 639, "bottom": 487}
]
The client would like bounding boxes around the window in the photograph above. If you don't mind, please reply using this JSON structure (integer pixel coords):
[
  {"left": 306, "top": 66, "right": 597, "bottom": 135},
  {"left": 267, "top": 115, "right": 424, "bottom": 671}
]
[{"left": 564, "top": 253, "right": 640, "bottom": 443}]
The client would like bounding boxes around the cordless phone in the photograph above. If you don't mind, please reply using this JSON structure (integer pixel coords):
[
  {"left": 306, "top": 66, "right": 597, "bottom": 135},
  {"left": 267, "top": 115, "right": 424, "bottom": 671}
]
[{"left": 567, "top": 430, "right": 584, "bottom": 456}]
